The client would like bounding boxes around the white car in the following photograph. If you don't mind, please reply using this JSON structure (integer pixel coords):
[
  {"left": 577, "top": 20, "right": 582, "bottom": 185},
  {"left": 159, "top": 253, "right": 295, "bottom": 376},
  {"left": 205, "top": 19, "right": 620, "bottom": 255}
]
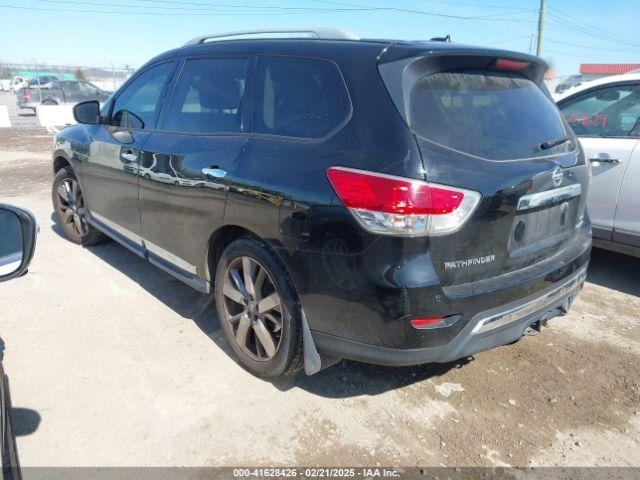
[
  {"left": 557, "top": 74, "right": 640, "bottom": 257},
  {"left": 10, "top": 76, "right": 26, "bottom": 92}
]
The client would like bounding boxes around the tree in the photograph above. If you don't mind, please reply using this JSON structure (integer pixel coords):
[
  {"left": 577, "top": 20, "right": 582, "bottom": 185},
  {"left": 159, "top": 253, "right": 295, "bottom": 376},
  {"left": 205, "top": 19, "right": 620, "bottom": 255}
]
[
  {"left": 0, "top": 67, "right": 12, "bottom": 79},
  {"left": 74, "top": 68, "right": 86, "bottom": 80}
]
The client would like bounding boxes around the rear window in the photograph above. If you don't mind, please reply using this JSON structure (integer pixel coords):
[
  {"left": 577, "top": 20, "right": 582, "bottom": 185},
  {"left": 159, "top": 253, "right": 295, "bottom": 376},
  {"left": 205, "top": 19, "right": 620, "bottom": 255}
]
[
  {"left": 409, "top": 71, "right": 569, "bottom": 160},
  {"left": 253, "top": 56, "right": 350, "bottom": 139}
]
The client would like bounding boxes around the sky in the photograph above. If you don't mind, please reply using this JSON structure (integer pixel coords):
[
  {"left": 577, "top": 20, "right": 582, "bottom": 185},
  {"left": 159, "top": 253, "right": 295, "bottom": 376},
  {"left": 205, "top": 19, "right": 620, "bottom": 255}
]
[{"left": 0, "top": 0, "right": 639, "bottom": 75}]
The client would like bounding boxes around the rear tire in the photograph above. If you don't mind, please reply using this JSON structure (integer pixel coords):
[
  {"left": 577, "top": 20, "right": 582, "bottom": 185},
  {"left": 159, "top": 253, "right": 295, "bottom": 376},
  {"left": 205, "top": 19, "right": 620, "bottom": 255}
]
[
  {"left": 52, "top": 166, "right": 107, "bottom": 246},
  {"left": 214, "top": 237, "right": 303, "bottom": 378}
]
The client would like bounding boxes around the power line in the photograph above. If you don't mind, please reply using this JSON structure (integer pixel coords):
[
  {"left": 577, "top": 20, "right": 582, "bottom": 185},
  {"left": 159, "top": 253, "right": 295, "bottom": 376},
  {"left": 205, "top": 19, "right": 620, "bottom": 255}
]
[
  {"left": 310, "top": 0, "right": 536, "bottom": 20},
  {"left": 546, "top": 11, "right": 640, "bottom": 49},
  {"left": 34, "top": 0, "right": 329, "bottom": 11},
  {"left": 0, "top": 1, "right": 537, "bottom": 21},
  {"left": 547, "top": 38, "right": 640, "bottom": 54},
  {"left": 548, "top": 6, "right": 640, "bottom": 49}
]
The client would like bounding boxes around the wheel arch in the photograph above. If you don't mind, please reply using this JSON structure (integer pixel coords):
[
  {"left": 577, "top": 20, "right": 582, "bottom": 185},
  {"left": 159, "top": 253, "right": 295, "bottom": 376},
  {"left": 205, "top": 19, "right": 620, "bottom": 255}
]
[
  {"left": 53, "top": 154, "right": 71, "bottom": 174},
  {"left": 205, "top": 224, "right": 299, "bottom": 300},
  {"left": 205, "top": 225, "right": 258, "bottom": 284}
]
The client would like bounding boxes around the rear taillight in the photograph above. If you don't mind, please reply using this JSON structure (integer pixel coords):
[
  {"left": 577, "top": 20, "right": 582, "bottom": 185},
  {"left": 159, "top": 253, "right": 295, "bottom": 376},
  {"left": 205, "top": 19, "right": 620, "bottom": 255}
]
[
  {"left": 327, "top": 167, "right": 481, "bottom": 237},
  {"left": 494, "top": 58, "right": 530, "bottom": 71},
  {"left": 23, "top": 91, "right": 29, "bottom": 101}
]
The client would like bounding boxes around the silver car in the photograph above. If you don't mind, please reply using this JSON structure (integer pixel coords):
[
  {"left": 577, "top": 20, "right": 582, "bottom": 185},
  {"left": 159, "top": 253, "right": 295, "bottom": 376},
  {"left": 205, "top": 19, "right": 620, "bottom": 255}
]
[{"left": 557, "top": 73, "right": 640, "bottom": 257}]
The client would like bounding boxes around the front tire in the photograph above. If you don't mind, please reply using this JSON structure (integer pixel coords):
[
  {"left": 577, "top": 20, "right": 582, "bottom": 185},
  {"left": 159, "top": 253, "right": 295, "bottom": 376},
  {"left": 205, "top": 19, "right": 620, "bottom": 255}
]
[
  {"left": 214, "top": 237, "right": 303, "bottom": 378},
  {"left": 52, "top": 166, "right": 107, "bottom": 246}
]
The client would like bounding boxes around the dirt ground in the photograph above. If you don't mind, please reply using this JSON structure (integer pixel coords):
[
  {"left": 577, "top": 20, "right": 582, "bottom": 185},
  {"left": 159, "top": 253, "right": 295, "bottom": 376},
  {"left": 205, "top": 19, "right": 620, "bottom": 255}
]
[{"left": 0, "top": 126, "right": 639, "bottom": 468}]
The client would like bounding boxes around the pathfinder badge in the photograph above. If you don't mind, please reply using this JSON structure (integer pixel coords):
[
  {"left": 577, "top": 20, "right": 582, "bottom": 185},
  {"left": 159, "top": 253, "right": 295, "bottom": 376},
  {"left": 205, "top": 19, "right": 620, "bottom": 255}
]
[{"left": 444, "top": 254, "right": 496, "bottom": 270}]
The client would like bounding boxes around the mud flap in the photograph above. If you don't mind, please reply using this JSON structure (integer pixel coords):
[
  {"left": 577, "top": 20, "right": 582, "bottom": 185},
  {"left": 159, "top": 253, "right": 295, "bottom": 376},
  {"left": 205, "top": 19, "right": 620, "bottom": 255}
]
[{"left": 301, "top": 309, "right": 341, "bottom": 375}]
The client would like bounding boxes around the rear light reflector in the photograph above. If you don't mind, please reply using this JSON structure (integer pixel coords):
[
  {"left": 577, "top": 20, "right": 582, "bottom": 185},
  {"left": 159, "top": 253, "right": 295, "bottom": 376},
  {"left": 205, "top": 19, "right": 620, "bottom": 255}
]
[
  {"left": 411, "top": 316, "right": 445, "bottom": 328},
  {"left": 327, "top": 167, "right": 481, "bottom": 236},
  {"left": 23, "top": 91, "right": 29, "bottom": 100},
  {"left": 494, "top": 58, "right": 530, "bottom": 71}
]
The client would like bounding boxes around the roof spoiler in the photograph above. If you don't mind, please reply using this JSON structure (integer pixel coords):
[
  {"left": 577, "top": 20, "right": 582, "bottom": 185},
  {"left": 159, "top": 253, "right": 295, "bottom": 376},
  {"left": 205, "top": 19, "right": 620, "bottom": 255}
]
[{"left": 378, "top": 47, "right": 549, "bottom": 127}]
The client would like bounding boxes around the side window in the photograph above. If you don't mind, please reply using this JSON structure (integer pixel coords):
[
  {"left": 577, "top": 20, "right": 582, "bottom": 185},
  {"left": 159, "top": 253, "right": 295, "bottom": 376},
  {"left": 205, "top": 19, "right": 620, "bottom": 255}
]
[
  {"left": 164, "top": 58, "right": 248, "bottom": 134},
  {"left": 62, "top": 82, "right": 79, "bottom": 92},
  {"left": 560, "top": 84, "right": 640, "bottom": 137},
  {"left": 109, "top": 62, "right": 174, "bottom": 130},
  {"left": 254, "top": 56, "right": 350, "bottom": 139},
  {"left": 80, "top": 82, "right": 100, "bottom": 94}
]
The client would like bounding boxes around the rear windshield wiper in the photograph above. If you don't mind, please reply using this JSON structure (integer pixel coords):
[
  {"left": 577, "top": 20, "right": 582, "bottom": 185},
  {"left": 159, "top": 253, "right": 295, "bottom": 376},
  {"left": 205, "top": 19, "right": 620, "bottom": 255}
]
[{"left": 540, "top": 137, "right": 570, "bottom": 150}]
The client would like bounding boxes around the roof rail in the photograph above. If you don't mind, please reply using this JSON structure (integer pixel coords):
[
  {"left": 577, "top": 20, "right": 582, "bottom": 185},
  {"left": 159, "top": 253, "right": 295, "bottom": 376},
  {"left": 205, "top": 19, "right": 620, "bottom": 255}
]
[{"left": 183, "top": 28, "right": 359, "bottom": 47}]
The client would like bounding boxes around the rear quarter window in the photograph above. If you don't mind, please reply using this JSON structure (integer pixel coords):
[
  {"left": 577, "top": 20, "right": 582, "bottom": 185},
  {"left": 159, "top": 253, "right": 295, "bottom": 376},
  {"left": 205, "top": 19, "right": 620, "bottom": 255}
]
[
  {"left": 253, "top": 56, "right": 350, "bottom": 139},
  {"left": 409, "top": 71, "right": 569, "bottom": 160}
]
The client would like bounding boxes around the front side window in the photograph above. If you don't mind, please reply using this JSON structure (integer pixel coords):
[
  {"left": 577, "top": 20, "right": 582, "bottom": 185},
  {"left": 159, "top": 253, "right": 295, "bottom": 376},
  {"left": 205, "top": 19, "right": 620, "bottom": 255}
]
[
  {"left": 253, "top": 56, "right": 350, "bottom": 139},
  {"left": 109, "top": 62, "right": 174, "bottom": 130},
  {"left": 409, "top": 71, "right": 569, "bottom": 161},
  {"left": 62, "top": 82, "right": 80, "bottom": 92},
  {"left": 80, "top": 82, "right": 101, "bottom": 94},
  {"left": 164, "top": 58, "right": 248, "bottom": 134},
  {"left": 560, "top": 84, "right": 640, "bottom": 137}
]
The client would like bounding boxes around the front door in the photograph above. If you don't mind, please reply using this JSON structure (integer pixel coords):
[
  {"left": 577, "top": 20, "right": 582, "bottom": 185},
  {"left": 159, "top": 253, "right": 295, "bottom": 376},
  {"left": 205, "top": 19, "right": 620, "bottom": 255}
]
[
  {"left": 139, "top": 56, "right": 251, "bottom": 289},
  {"left": 559, "top": 82, "right": 640, "bottom": 240},
  {"left": 79, "top": 61, "right": 177, "bottom": 255}
]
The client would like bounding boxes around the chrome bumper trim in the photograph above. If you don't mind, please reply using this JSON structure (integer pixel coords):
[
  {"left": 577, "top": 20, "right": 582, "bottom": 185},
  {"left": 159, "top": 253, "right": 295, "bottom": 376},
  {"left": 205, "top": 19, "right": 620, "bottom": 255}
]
[
  {"left": 472, "top": 267, "right": 587, "bottom": 334},
  {"left": 517, "top": 184, "right": 582, "bottom": 211}
]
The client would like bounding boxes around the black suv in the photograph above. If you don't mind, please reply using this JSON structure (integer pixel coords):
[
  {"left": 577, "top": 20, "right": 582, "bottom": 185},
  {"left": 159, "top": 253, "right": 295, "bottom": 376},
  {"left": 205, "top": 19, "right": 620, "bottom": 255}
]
[{"left": 52, "top": 29, "right": 591, "bottom": 378}]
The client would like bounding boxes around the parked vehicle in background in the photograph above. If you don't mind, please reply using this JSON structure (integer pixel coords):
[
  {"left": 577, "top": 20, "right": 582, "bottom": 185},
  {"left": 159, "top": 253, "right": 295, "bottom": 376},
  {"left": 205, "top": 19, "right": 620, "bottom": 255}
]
[
  {"left": 9, "top": 77, "right": 26, "bottom": 93},
  {"left": 558, "top": 73, "right": 640, "bottom": 257},
  {"left": 26, "top": 76, "right": 57, "bottom": 89},
  {"left": 555, "top": 74, "right": 603, "bottom": 95},
  {"left": 52, "top": 29, "right": 591, "bottom": 378},
  {"left": 17, "top": 80, "right": 109, "bottom": 112}
]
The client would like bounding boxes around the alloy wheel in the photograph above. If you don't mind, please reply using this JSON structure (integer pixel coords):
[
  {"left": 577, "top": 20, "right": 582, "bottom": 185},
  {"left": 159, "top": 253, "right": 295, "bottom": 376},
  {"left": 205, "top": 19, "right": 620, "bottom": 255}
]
[
  {"left": 56, "top": 178, "right": 88, "bottom": 237},
  {"left": 222, "top": 256, "right": 284, "bottom": 361}
]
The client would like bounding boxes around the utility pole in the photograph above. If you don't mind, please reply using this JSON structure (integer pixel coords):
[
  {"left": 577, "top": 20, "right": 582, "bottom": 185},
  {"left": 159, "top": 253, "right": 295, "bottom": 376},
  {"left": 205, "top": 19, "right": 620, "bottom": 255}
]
[
  {"left": 536, "top": 0, "right": 547, "bottom": 57},
  {"left": 33, "top": 57, "right": 42, "bottom": 103}
]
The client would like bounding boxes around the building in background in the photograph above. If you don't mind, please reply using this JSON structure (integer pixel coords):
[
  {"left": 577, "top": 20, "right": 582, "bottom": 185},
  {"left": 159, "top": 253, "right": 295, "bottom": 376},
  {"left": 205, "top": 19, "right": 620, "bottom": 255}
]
[{"left": 580, "top": 63, "right": 640, "bottom": 76}]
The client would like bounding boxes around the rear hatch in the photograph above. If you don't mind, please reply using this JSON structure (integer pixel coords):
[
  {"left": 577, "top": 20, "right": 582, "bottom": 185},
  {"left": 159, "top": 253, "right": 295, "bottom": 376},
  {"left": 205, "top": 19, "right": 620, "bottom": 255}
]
[{"left": 379, "top": 44, "right": 590, "bottom": 290}]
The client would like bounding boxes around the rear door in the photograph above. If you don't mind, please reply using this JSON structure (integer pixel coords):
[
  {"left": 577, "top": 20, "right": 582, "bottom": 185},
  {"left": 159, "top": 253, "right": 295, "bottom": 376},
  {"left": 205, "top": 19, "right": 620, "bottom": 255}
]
[
  {"left": 79, "top": 61, "right": 177, "bottom": 254},
  {"left": 558, "top": 82, "right": 640, "bottom": 239},
  {"left": 138, "top": 56, "right": 252, "bottom": 286},
  {"left": 379, "top": 52, "right": 590, "bottom": 287},
  {"left": 613, "top": 142, "right": 640, "bottom": 247}
]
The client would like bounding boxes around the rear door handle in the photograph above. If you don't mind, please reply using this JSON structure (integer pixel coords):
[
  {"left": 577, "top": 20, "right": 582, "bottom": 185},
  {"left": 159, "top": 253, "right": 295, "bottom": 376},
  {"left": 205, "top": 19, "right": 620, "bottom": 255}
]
[
  {"left": 589, "top": 157, "right": 620, "bottom": 164},
  {"left": 201, "top": 167, "right": 227, "bottom": 180}
]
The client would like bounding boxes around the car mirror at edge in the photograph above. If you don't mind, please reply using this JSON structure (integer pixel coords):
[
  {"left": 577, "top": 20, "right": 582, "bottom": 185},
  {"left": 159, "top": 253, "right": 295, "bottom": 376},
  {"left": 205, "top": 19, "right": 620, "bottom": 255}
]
[{"left": 0, "top": 205, "right": 38, "bottom": 282}]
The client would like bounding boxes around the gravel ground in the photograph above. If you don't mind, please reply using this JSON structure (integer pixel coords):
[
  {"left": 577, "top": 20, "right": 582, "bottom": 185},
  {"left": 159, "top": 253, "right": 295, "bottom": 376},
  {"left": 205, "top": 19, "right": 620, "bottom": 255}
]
[{"left": 0, "top": 127, "right": 639, "bottom": 468}]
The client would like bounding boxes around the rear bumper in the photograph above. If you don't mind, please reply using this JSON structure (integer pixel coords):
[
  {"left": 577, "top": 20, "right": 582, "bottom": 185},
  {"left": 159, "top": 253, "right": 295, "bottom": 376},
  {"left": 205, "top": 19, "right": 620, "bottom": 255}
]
[{"left": 313, "top": 266, "right": 587, "bottom": 366}]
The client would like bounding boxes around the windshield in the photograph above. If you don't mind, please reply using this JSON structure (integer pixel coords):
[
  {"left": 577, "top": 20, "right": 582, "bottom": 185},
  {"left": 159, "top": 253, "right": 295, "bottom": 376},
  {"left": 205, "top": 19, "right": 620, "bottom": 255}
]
[{"left": 409, "top": 70, "right": 571, "bottom": 160}]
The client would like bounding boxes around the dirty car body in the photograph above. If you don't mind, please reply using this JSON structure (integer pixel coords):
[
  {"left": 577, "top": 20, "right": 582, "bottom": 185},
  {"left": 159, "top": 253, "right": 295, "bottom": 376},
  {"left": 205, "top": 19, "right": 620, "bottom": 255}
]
[{"left": 52, "top": 34, "right": 591, "bottom": 374}]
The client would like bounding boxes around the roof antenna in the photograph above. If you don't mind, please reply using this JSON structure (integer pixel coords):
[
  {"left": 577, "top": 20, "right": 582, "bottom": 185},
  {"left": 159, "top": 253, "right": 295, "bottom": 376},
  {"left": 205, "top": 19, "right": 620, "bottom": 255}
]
[{"left": 430, "top": 35, "right": 451, "bottom": 42}]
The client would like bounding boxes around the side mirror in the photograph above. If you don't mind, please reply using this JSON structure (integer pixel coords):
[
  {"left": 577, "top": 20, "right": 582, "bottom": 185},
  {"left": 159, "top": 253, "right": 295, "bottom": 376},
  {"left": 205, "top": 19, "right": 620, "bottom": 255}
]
[
  {"left": 73, "top": 100, "right": 100, "bottom": 124},
  {"left": 0, "top": 205, "right": 37, "bottom": 282}
]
